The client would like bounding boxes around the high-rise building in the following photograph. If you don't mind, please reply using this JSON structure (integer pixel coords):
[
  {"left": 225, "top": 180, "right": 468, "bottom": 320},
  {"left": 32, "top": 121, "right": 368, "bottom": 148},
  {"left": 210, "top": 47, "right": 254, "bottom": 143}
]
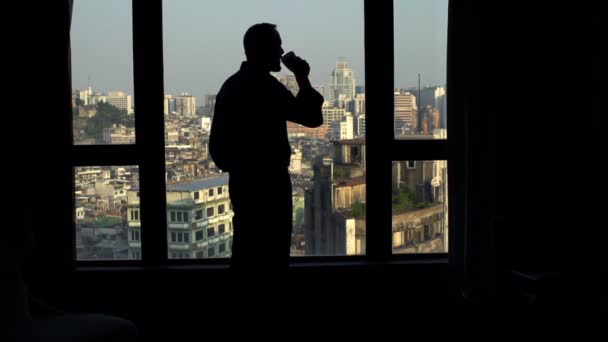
[
  {"left": 204, "top": 94, "right": 217, "bottom": 116},
  {"left": 394, "top": 91, "right": 417, "bottom": 134},
  {"left": 106, "top": 91, "right": 133, "bottom": 114},
  {"left": 322, "top": 107, "right": 350, "bottom": 132},
  {"left": 328, "top": 58, "right": 356, "bottom": 107},
  {"left": 354, "top": 93, "right": 366, "bottom": 116},
  {"left": 127, "top": 174, "right": 234, "bottom": 260},
  {"left": 176, "top": 93, "right": 197, "bottom": 117},
  {"left": 419, "top": 86, "right": 446, "bottom": 110},
  {"left": 164, "top": 95, "right": 176, "bottom": 115},
  {"left": 345, "top": 93, "right": 366, "bottom": 119},
  {"left": 313, "top": 85, "right": 324, "bottom": 98}
]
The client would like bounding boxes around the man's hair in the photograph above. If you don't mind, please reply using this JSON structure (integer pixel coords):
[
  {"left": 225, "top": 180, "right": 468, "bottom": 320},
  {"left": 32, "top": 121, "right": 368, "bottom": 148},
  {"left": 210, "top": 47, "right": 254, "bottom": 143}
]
[{"left": 243, "top": 23, "right": 278, "bottom": 59}]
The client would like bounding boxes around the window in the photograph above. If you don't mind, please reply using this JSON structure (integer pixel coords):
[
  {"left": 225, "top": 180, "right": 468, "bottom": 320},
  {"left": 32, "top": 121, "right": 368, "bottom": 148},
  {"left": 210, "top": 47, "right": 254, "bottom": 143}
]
[
  {"left": 196, "top": 251, "right": 204, "bottom": 259},
  {"left": 195, "top": 230, "right": 204, "bottom": 241},
  {"left": 170, "top": 231, "right": 189, "bottom": 244},
  {"left": 131, "top": 250, "right": 141, "bottom": 260},
  {"left": 130, "top": 230, "right": 140, "bottom": 241},
  {"left": 171, "top": 252, "right": 191, "bottom": 259},
  {"left": 74, "top": 166, "right": 139, "bottom": 261},
  {"left": 207, "top": 247, "right": 216, "bottom": 258},
  {"left": 69, "top": 0, "right": 460, "bottom": 265},
  {"left": 394, "top": 1, "right": 448, "bottom": 140},
  {"left": 163, "top": 0, "right": 367, "bottom": 259},
  {"left": 207, "top": 227, "right": 215, "bottom": 238},
  {"left": 71, "top": 0, "right": 135, "bottom": 145},
  {"left": 218, "top": 224, "right": 225, "bottom": 234},
  {"left": 219, "top": 243, "right": 226, "bottom": 254}
]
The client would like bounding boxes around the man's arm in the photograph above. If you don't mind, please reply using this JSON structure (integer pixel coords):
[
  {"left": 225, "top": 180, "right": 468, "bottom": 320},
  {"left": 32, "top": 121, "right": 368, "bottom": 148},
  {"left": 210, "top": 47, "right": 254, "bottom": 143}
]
[
  {"left": 209, "top": 89, "right": 234, "bottom": 172},
  {"left": 284, "top": 58, "right": 324, "bottom": 128}
]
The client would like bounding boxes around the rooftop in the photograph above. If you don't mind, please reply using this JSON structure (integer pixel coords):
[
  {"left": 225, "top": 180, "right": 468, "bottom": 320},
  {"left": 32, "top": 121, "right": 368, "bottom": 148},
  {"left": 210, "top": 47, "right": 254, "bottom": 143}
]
[{"left": 167, "top": 174, "right": 229, "bottom": 192}]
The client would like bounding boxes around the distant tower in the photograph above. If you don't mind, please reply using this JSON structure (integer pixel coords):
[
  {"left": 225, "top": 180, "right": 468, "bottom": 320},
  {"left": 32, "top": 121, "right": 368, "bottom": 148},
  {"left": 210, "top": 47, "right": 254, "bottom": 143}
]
[{"left": 328, "top": 58, "right": 356, "bottom": 107}]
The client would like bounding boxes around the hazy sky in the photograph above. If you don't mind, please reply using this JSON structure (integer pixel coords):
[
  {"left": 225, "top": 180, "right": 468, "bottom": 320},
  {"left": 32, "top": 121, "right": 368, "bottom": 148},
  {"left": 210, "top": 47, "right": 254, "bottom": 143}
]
[{"left": 71, "top": 0, "right": 447, "bottom": 103}]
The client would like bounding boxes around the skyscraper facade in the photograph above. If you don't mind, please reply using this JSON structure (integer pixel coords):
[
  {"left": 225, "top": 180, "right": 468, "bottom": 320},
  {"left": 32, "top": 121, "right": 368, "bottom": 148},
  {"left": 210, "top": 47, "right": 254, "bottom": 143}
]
[
  {"left": 328, "top": 58, "right": 356, "bottom": 107},
  {"left": 176, "top": 93, "right": 197, "bottom": 117},
  {"left": 394, "top": 91, "right": 417, "bottom": 134}
]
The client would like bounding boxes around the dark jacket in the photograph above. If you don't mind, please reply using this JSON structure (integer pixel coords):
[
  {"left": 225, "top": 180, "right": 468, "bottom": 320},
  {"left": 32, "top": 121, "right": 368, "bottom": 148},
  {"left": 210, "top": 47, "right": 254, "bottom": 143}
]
[{"left": 209, "top": 62, "right": 323, "bottom": 173}]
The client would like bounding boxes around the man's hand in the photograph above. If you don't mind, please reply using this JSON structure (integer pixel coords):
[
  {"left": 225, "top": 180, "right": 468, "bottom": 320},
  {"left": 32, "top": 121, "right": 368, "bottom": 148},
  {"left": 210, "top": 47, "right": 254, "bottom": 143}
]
[{"left": 284, "top": 56, "right": 310, "bottom": 78}]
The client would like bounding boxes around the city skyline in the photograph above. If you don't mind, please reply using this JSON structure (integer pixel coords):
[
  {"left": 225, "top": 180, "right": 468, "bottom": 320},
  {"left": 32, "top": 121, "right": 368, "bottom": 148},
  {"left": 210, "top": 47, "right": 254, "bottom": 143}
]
[{"left": 71, "top": 0, "right": 448, "bottom": 103}]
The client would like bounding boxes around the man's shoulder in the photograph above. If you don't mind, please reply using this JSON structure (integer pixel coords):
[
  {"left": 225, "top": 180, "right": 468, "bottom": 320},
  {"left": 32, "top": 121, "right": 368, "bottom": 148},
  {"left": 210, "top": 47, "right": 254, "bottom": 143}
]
[{"left": 218, "top": 71, "right": 243, "bottom": 94}]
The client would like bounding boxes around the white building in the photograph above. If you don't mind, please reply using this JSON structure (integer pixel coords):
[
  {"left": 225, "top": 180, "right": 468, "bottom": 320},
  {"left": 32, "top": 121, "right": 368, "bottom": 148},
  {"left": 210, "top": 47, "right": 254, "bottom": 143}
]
[
  {"left": 201, "top": 117, "right": 211, "bottom": 133},
  {"left": 106, "top": 91, "right": 133, "bottom": 114},
  {"left": 332, "top": 114, "right": 354, "bottom": 140},
  {"left": 127, "top": 175, "right": 234, "bottom": 260},
  {"left": 79, "top": 86, "right": 92, "bottom": 105}
]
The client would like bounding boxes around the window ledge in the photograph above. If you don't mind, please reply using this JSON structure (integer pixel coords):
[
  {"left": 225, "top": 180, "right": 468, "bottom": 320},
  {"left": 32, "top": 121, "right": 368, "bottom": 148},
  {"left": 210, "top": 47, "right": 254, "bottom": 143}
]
[{"left": 75, "top": 256, "right": 449, "bottom": 272}]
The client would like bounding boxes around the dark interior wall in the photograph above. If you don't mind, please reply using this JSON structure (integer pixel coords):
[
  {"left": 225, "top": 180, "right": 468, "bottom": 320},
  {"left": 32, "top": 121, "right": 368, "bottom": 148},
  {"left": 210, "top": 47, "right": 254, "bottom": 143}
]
[{"left": 8, "top": 0, "right": 596, "bottom": 339}]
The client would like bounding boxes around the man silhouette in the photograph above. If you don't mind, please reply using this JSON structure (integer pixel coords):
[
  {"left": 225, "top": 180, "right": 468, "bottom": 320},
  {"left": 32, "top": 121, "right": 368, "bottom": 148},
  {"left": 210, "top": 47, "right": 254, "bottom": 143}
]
[{"left": 209, "top": 23, "right": 323, "bottom": 336}]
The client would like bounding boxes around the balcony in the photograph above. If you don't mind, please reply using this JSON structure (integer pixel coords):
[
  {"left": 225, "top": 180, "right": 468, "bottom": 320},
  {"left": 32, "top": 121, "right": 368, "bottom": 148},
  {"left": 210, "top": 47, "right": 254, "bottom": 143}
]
[
  {"left": 207, "top": 212, "right": 233, "bottom": 225},
  {"left": 168, "top": 243, "right": 190, "bottom": 250},
  {"left": 196, "top": 232, "right": 231, "bottom": 248},
  {"left": 128, "top": 241, "right": 141, "bottom": 248},
  {"left": 167, "top": 222, "right": 189, "bottom": 229}
]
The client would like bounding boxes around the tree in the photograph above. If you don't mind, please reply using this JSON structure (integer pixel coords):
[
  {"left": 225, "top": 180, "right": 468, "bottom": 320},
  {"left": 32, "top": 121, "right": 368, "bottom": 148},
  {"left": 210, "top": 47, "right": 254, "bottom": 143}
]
[
  {"left": 392, "top": 187, "right": 415, "bottom": 212},
  {"left": 352, "top": 201, "right": 365, "bottom": 218},
  {"left": 85, "top": 102, "right": 133, "bottom": 142}
]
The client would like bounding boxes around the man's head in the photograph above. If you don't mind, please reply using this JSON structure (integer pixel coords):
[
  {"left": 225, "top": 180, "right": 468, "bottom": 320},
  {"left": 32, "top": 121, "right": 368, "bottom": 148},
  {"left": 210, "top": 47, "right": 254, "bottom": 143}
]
[{"left": 243, "top": 23, "right": 284, "bottom": 72}]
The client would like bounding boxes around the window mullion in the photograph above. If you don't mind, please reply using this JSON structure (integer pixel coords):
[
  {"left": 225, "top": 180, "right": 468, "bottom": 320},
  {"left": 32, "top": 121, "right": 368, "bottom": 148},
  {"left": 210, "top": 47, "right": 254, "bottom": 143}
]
[
  {"left": 72, "top": 145, "right": 140, "bottom": 166},
  {"left": 390, "top": 140, "right": 449, "bottom": 161},
  {"left": 364, "top": 0, "right": 394, "bottom": 260},
  {"left": 133, "top": 0, "right": 167, "bottom": 266}
]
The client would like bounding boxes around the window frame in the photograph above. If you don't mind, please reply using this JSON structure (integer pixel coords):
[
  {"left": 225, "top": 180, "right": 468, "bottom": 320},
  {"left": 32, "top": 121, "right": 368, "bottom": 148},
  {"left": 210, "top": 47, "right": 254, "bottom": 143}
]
[{"left": 69, "top": 0, "right": 465, "bottom": 269}]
